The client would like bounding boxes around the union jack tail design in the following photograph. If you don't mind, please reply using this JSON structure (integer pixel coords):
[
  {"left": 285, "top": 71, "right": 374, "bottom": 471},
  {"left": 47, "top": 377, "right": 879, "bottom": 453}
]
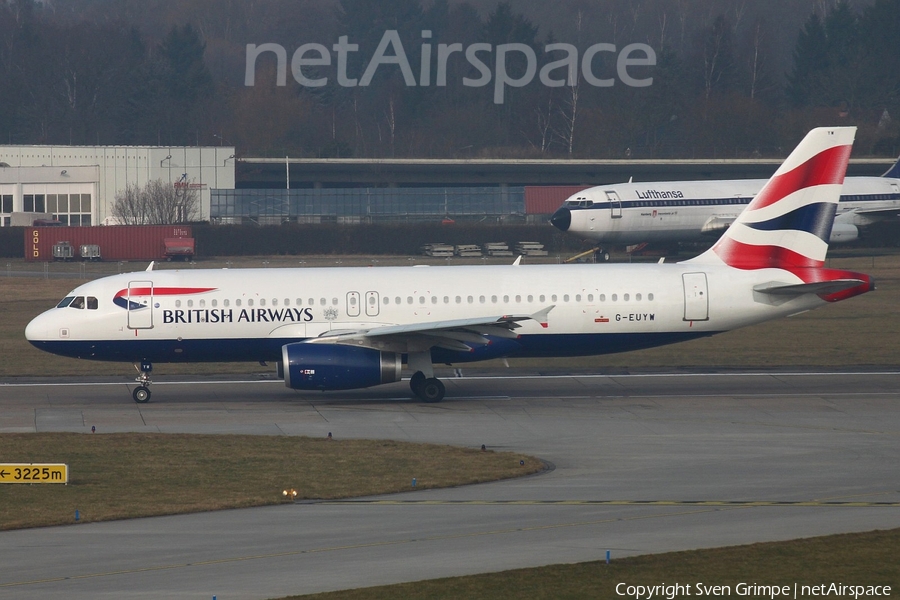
[{"left": 689, "top": 127, "right": 856, "bottom": 270}]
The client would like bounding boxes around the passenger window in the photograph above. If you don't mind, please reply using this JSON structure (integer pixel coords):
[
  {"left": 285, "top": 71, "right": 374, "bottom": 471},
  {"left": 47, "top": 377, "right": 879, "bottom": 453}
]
[
  {"left": 320, "top": 298, "right": 326, "bottom": 306},
  {"left": 443, "top": 296, "right": 449, "bottom": 304},
  {"left": 395, "top": 297, "right": 401, "bottom": 304},
  {"left": 431, "top": 296, "right": 437, "bottom": 304},
  {"left": 260, "top": 299, "right": 265, "bottom": 307},
  {"left": 467, "top": 296, "right": 474, "bottom": 304},
  {"left": 563, "top": 294, "right": 569, "bottom": 302},
  {"left": 587, "top": 294, "right": 592, "bottom": 302},
  {"left": 332, "top": 298, "right": 338, "bottom": 305},
  {"left": 350, "top": 296, "right": 357, "bottom": 306},
  {"left": 515, "top": 295, "right": 521, "bottom": 303},
  {"left": 419, "top": 296, "right": 425, "bottom": 304},
  {"left": 407, "top": 296, "right": 413, "bottom": 304},
  {"left": 479, "top": 296, "right": 485, "bottom": 303},
  {"left": 188, "top": 300, "right": 194, "bottom": 307},
  {"left": 599, "top": 294, "right": 606, "bottom": 302},
  {"left": 624, "top": 294, "right": 630, "bottom": 301},
  {"left": 636, "top": 294, "right": 642, "bottom": 301},
  {"left": 272, "top": 299, "right": 278, "bottom": 306},
  {"left": 551, "top": 295, "right": 557, "bottom": 302},
  {"left": 648, "top": 293, "right": 654, "bottom": 301},
  {"left": 175, "top": 300, "right": 182, "bottom": 308},
  {"left": 612, "top": 294, "right": 618, "bottom": 301},
  {"left": 527, "top": 295, "right": 533, "bottom": 302},
  {"left": 87, "top": 297, "right": 98, "bottom": 310},
  {"left": 224, "top": 299, "right": 230, "bottom": 307},
  {"left": 575, "top": 295, "right": 581, "bottom": 302},
  {"left": 455, "top": 296, "right": 462, "bottom": 304},
  {"left": 212, "top": 299, "right": 218, "bottom": 307},
  {"left": 199, "top": 300, "right": 205, "bottom": 308},
  {"left": 540, "top": 295, "right": 546, "bottom": 302},
  {"left": 503, "top": 295, "right": 509, "bottom": 303},
  {"left": 236, "top": 299, "right": 242, "bottom": 307},
  {"left": 247, "top": 299, "right": 253, "bottom": 307}
]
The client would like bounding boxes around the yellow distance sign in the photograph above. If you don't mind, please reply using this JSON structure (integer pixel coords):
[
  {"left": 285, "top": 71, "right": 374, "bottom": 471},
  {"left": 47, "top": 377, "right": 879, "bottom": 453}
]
[{"left": 0, "top": 463, "right": 68, "bottom": 484}]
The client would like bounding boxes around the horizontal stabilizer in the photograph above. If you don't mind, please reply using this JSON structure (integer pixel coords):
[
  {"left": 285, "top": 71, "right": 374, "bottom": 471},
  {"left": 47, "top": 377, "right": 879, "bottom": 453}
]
[{"left": 754, "top": 279, "right": 867, "bottom": 296}]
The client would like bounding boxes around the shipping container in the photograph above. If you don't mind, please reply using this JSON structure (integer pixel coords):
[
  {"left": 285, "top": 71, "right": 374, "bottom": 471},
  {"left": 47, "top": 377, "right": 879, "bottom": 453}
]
[
  {"left": 524, "top": 186, "right": 592, "bottom": 215},
  {"left": 25, "top": 225, "right": 193, "bottom": 262}
]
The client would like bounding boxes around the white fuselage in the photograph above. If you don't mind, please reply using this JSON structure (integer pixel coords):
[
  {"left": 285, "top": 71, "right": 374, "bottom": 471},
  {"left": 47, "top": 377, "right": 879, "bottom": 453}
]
[
  {"left": 25, "top": 262, "right": 831, "bottom": 366},
  {"left": 554, "top": 176, "right": 900, "bottom": 245}
]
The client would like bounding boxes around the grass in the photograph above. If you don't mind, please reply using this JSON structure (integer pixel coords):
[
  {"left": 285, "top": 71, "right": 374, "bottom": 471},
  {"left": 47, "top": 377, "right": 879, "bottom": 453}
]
[
  {"left": 0, "top": 433, "right": 543, "bottom": 530},
  {"left": 284, "top": 528, "right": 900, "bottom": 599}
]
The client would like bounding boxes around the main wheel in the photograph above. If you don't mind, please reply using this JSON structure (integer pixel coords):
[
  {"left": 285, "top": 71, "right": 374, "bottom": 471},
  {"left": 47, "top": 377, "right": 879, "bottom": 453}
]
[
  {"left": 419, "top": 378, "right": 445, "bottom": 403},
  {"left": 132, "top": 386, "right": 151, "bottom": 403},
  {"left": 409, "top": 371, "right": 426, "bottom": 396}
]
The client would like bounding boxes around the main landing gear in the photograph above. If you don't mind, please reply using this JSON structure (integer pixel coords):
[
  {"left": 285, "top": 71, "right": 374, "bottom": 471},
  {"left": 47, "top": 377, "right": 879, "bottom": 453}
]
[
  {"left": 408, "top": 351, "right": 445, "bottom": 402},
  {"left": 409, "top": 371, "right": 446, "bottom": 403},
  {"left": 132, "top": 361, "right": 153, "bottom": 403}
]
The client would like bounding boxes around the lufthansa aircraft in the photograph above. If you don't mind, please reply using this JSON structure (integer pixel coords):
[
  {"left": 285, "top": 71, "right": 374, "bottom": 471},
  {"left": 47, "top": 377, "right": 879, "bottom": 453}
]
[
  {"left": 550, "top": 154, "right": 900, "bottom": 253},
  {"left": 26, "top": 127, "right": 873, "bottom": 404}
]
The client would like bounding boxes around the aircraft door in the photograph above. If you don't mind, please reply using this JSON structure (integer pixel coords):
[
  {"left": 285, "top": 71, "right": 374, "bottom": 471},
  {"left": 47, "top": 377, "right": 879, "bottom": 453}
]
[
  {"left": 365, "top": 291, "right": 380, "bottom": 317},
  {"left": 347, "top": 291, "right": 360, "bottom": 317},
  {"left": 606, "top": 191, "right": 623, "bottom": 219},
  {"left": 127, "top": 280, "right": 154, "bottom": 329},
  {"left": 682, "top": 273, "right": 709, "bottom": 321}
]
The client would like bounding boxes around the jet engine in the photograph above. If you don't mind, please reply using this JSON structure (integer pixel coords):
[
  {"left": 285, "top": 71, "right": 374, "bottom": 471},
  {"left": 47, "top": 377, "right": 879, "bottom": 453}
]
[
  {"left": 829, "top": 223, "right": 859, "bottom": 243},
  {"left": 282, "top": 343, "right": 402, "bottom": 391}
]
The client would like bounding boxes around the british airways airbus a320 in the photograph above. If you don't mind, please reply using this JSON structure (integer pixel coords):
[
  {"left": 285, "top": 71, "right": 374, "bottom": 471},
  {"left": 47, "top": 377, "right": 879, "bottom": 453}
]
[
  {"left": 26, "top": 127, "right": 873, "bottom": 404},
  {"left": 550, "top": 154, "right": 900, "bottom": 253}
]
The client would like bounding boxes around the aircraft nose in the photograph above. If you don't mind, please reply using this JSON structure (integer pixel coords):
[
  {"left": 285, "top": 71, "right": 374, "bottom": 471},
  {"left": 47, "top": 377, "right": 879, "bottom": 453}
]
[
  {"left": 549, "top": 207, "right": 571, "bottom": 232},
  {"left": 25, "top": 312, "right": 49, "bottom": 342}
]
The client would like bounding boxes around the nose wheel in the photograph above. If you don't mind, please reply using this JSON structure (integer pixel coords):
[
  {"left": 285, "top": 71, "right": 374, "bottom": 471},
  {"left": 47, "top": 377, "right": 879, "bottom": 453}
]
[
  {"left": 132, "top": 386, "right": 151, "bottom": 403},
  {"left": 132, "top": 361, "right": 153, "bottom": 403}
]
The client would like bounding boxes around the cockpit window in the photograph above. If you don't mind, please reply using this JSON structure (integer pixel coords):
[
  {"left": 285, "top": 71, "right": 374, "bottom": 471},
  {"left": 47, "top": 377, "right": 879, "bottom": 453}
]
[
  {"left": 70, "top": 296, "right": 86, "bottom": 309},
  {"left": 56, "top": 296, "right": 75, "bottom": 308},
  {"left": 87, "top": 297, "right": 98, "bottom": 310}
]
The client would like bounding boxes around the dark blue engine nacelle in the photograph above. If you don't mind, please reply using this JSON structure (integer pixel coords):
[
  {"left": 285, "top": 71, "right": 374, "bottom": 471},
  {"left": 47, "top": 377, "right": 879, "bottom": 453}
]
[{"left": 282, "top": 343, "right": 402, "bottom": 391}]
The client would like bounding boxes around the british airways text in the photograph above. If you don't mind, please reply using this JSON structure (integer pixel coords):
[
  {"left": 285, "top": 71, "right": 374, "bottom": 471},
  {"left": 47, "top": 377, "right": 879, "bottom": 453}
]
[{"left": 163, "top": 308, "right": 314, "bottom": 324}]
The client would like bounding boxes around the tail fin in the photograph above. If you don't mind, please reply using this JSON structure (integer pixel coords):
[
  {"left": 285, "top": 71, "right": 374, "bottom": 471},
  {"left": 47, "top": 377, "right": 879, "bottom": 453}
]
[
  {"left": 882, "top": 154, "right": 900, "bottom": 178},
  {"left": 687, "top": 127, "right": 856, "bottom": 269}
]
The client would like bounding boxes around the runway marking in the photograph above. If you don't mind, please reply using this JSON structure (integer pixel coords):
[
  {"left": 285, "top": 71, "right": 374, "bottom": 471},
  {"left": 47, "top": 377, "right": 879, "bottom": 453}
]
[{"left": 327, "top": 499, "right": 900, "bottom": 508}]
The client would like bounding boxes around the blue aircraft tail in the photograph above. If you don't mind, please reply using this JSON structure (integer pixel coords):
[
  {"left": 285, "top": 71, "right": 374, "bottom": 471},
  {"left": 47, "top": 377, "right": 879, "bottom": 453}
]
[{"left": 882, "top": 155, "right": 900, "bottom": 178}]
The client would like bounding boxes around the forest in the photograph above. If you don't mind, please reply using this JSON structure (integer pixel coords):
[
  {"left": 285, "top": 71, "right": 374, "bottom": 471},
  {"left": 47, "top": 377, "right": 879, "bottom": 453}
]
[{"left": 0, "top": 0, "right": 898, "bottom": 160}]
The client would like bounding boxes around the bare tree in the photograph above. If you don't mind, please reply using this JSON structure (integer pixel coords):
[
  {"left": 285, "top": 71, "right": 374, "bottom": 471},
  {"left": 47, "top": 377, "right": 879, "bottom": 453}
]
[{"left": 112, "top": 179, "right": 200, "bottom": 225}]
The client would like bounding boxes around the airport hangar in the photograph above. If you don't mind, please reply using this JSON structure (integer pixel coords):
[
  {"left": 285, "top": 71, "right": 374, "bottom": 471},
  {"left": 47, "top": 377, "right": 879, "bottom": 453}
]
[{"left": 1, "top": 145, "right": 894, "bottom": 227}]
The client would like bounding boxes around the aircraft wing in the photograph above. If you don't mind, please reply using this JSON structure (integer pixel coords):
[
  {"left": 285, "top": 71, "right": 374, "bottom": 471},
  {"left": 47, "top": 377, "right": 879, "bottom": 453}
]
[{"left": 308, "top": 306, "right": 555, "bottom": 353}]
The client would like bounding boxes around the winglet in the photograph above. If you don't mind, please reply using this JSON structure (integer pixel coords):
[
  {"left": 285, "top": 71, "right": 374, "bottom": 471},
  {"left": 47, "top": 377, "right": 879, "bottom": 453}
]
[
  {"left": 530, "top": 305, "right": 555, "bottom": 328},
  {"left": 145, "top": 261, "right": 156, "bottom": 272},
  {"left": 512, "top": 255, "right": 522, "bottom": 266}
]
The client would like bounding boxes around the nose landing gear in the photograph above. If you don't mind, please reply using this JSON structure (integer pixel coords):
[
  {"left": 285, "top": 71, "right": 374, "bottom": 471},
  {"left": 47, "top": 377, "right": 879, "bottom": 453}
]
[{"left": 132, "top": 361, "right": 153, "bottom": 403}]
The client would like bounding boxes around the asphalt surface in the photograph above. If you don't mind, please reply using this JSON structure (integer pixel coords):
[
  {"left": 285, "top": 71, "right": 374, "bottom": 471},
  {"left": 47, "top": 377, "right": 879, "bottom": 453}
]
[{"left": 1, "top": 369, "right": 899, "bottom": 599}]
